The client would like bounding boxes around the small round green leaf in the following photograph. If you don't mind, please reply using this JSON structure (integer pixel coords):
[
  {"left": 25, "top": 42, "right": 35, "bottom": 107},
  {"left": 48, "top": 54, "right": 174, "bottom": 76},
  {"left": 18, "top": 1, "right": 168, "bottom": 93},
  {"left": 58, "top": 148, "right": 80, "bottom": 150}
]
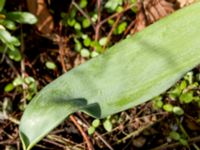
[
  {"left": 67, "top": 18, "right": 76, "bottom": 27},
  {"left": 117, "top": 22, "right": 127, "bottom": 34},
  {"left": 45, "top": 61, "right": 57, "bottom": 70},
  {"left": 99, "top": 37, "right": 107, "bottom": 46},
  {"left": 179, "top": 138, "right": 188, "bottom": 146},
  {"left": 24, "top": 76, "right": 35, "bottom": 85},
  {"left": 13, "top": 77, "right": 24, "bottom": 86},
  {"left": 79, "top": 0, "right": 87, "bottom": 8},
  {"left": 91, "top": 14, "right": 98, "bottom": 22},
  {"left": 91, "top": 51, "right": 99, "bottom": 58},
  {"left": 169, "top": 131, "right": 180, "bottom": 140},
  {"left": 103, "top": 120, "right": 112, "bottom": 132},
  {"left": 179, "top": 92, "right": 193, "bottom": 103},
  {"left": 74, "top": 38, "right": 82, "bottom": 52},
  {"left": 74, "top": 22, "right": 81, "bottom": 30},
  {"left": 180, "top": 80, "right": 187, "bottom": 90},
  {"left": 4, "top": 83, "right": 14, "bottom": 92},
  {"left": 80, "top": 48, "right": 90, "bottom": 57},
  {"left": 116, "top": 6, "right": 123, "bottom": 12},
  {"left": 83, "top": 37, "right": 91, "bottom": 47},
  {"left": 92, "top": 119, "right": 100, "bottom": 128},
  {"left": 153, "top": 98, "right": 163, "bottom": 109},
  {"left": 173, "top": 106, "right": 184, "bottom": 115},
  {"left": 82, "top": 19, "right": 91, "bottom": 28},
  {"left": 88, "top": 126, "right": 95, "bottom": 135},
  {"left": 163, "top": 104, "right": 173, "bottom": 112}
]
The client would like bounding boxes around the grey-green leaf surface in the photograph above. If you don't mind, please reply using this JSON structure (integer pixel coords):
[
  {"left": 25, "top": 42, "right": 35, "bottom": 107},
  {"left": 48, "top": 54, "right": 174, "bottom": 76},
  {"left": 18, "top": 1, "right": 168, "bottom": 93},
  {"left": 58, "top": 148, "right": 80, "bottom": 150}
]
[{"left": 20, "top": 2, "right": 200, "bottom": 150}]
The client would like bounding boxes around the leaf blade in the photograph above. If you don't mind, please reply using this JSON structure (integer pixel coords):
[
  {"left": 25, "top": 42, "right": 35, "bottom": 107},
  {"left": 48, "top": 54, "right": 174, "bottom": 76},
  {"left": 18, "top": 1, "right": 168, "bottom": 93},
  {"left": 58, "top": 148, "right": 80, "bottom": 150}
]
[{"left": 20, "top": 2, "right": 200, "bottom": 150}]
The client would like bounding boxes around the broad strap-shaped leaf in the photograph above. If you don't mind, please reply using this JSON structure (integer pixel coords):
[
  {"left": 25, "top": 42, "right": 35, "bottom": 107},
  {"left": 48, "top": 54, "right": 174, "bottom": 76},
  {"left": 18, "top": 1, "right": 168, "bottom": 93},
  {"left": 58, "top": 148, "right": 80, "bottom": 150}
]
[{"left": 20, "top": 2, "right": 200, "bottom": 150}]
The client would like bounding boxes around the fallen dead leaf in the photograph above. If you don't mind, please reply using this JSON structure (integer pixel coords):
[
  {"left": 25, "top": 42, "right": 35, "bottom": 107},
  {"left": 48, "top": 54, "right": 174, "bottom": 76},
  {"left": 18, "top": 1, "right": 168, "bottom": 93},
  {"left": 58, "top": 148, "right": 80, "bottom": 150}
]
[
  {"left": 131, "top": 0, "right": 175, "bottom": 34},
  {"left": 176, "top": 0, "right": 195, "bottom": 7},
  {"left": 26, "top": 0, "right": 54, "bottom": 35}
]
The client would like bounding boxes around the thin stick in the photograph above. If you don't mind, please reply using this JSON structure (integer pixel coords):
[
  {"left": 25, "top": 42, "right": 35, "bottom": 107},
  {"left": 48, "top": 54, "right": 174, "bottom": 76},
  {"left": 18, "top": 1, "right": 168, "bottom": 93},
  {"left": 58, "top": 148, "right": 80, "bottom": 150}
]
[
  {"left": 76, "top": 113, "right": 114, "bottom": 150},
  {"left": 151, "top": 136, "right": 200, "bottom": 150},
  {"left": 69, "top": 115, "right": 94, "bottom": 150},
  {"left": 115, "top": 113, "right": 167, "bottom": 144},
  {"left": 5, "top": 56, "right": 20, "bottom": 76},
  {"left": 58, "top": 36, "right": 67, "bottom": 73},
  {"left": 124, "top": 20, "right": 135, "bottom": 36},
  {"left": 103, "top": 14, "right": 122, "bottom": 49},
  {"left": 94, "top": 132, "right": 114, "bottom": 150},
  {"left": 115, "top": 121, "right": 154, "bottom": 144},
  {"left": 43, "top": 139, "right": 66, "bottom": 149},
  {"left": 72, "top": 0, "right": 95, "bottom": 31},
  {"left": 97, "top": 0, "right": 101, "bottom": 23},
  {"left": 95, "top": 3, "right": 136, "bottom": 41}
]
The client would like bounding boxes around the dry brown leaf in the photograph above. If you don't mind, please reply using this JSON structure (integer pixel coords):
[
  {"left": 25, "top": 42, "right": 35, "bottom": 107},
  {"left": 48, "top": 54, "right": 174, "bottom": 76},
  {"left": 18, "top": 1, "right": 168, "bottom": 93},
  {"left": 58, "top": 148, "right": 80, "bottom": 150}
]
[
  {"left": 26, "top": 0, "right": 54, "bottom": 35},
  {"left": 131, "top": 0, "right": 175, "bottom": 34}
]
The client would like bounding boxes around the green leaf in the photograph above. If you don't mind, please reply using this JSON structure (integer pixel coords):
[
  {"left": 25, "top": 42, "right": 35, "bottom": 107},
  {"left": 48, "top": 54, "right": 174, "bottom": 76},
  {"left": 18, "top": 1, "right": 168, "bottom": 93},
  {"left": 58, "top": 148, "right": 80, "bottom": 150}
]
[
  {"left": 8, "top": 49, "right": 22, "bottom": 61},
  {"left": 0, "top": 0, "right": 6, "bottom": 11},
  {"left": 24, "top": 77, "right": 35, "bottom": 85},
  {"left": 67, "top": 18, "right": 76, "bottom": 26},
  {"left": 88, "top": 126, "right": 95, "bottom": 135},
  {"left": 0, "top": 19, "right": 17, "bottom": 30},
  {"left": 153, "top": 96, "right": 163, "bottom": 109},
  {"left": 4, "top": 83, "right": 14, "bottom": 92},
  {"left": 105, "top": 0, "right": 123, "bottom": 12},
  {"left": 91, "top": 14, "right": 98, "bottom": 23},
  {"left": 180, "top": 80, "right": 187, "bottom": 90},
  {"left": 179, "top": 138, "right": 188, "bottom": 146},
  {"left": 90, "top": 51, "right": 99, "bottom": 58},
  {"left": 13, "top": 76, "right": 24, "bottom": 86},
  {"left": 80, "top": 48, "right": 90, "bottom": 57},
  {"left": 116, "top": 22, "right": 127, "bottom": 34},
  {"left": 116, "top": 6, "right": 123, "bottom": 13},
  {"left": 79, "top": 0, "right": 88, "bottom": 8},
  {"left": 82, "top": 18, "right": 91, "bottom": 28},
  {"left": 92, "top": 119, "right": 100, "bottom": 128},
  {"left": 0, "top": 29, "right": 20, "bottom": 48},
  {"left": 74, "top": 38, "right": 82, "bottom": 52},
  {"left": 74, "top": 22, "right": 81, "bottom": 30},
  {"left": 83, "top": 37, "right": 91, "bottom": 47},
  {"left": 45, "top": 61, "right": 57, "bottom": 70},
  {"left": 103, "top": 119, "right": 113, "bottom": 132},
  {"left": 163, "top": 104, "right": 173, "bottom": 112},
  {"left": 173, "top": 106, "right": 184, "bottom": 115},
  {"left": 6, "top": 12, "right": 37, "bottom": 24},
  {"left": 90, "top": 41, "right": 102, "bottom": 52},
  {"left": 179, "top": 92, "right": 194, "bottom": 103},
  {"left": 169, "top": 131, "right": 180, "bottom": 141},
  {"left": 99, "top": 37, "right": 107, "bottom": 46},
  {"left": 20, "top": 3, "right": 200, "bottom": 150}
]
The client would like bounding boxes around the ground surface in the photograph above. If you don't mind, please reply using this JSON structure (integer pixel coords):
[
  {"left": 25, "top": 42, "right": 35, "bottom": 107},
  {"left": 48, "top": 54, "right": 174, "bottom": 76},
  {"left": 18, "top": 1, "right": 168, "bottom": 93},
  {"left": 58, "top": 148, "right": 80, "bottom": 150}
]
[{"left": 0, "top": 0, "right": 200, "bottom": 150}]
